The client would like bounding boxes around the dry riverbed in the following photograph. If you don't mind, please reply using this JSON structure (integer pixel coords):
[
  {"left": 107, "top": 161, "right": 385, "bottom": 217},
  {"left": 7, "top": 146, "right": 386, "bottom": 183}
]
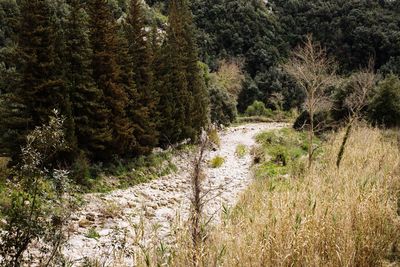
[{"left": 63, "top": 123, "right": 286, "bottom": 265}]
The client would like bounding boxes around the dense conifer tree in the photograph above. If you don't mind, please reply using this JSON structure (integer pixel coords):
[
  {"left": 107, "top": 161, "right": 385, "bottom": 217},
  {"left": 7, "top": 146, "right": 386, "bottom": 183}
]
[
  {"left": 66, "top": 0, "right": 112, "bottom": 158},
  {"left": 0, "top": 0, "right": 20, "bottom": 95},
  {"left": 124, "top": 0, "right": 159, "bottom": 155},
  {"left": 18, "top": 0, "right": 69, "bottom": 125},
  {"left": 88, "top": 0, "right": 133, "bottom": 157},
  {"left": 180, "top": 0, "right": 209, "bottom": 136},
  {"left": 0, "top": 0, "right": 73, "bottom": 159},
  {"left": 157, "top": 0, "right": 209, "bottom": 145},
  {"left": 0, "top": 0, "right": 22, "bottom": 156}
]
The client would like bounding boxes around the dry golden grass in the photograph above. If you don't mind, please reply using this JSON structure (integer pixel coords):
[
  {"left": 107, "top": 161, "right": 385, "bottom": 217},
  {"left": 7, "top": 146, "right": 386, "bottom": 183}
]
[{"left": 136, "top": 126, "right": 400, "bottom": 267}]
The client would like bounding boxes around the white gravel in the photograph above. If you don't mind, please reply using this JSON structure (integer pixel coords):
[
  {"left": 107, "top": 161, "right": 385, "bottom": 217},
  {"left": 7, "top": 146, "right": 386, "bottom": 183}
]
[{"left": 62, "top": 122, "right": 286, "bottom": 265}]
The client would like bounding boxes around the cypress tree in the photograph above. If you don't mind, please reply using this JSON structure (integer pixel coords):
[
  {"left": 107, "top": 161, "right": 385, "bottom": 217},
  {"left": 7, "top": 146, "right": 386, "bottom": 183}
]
[
  {"left": 88, "top": 0, "right": 133, "bottom": 157},
  {"left": 116, "top": 26, "right": 140, "bottom": 155},
  {"left": 157, "top": 0, "right": 189, "bottom": 146},
  {"left": 180, "top": 0, "right": 209, "bottom": 136},
  {"left": 0, "top": 0, "right": 20, "bottom": 95},
  {"left": 65, "top": 0, "right": 112, "bottom": 159},
  {"left": 124, "top": 0, "right": 159, "bottom": 155},
  {"left": 157, "top": 0, "right": 208, "bottom": 146}
]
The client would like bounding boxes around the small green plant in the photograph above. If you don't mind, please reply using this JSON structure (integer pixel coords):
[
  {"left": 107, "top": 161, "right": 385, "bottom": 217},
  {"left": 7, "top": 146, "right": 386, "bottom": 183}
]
[
  {"left": 210, "top": 156, "right": 225, "bottom": 168},
  {"left": 71, "top": 151, "right": 92, "bottom": 186},
  {"left": 245, "top": 101, "right": 273, "bottom": 117},
  {"left": 235, "top": 144, "right": 247, "bottom": 158},
  {"left": 85, "top": 227, "right": 100, "bottom": 240},
  {"left": 100, "top": 201, "right": 122, "bottom": 219}
]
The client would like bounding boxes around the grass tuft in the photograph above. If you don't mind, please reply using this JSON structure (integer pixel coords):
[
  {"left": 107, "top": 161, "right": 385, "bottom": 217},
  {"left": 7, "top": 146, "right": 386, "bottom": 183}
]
[
  {"left": 85, "top": 227, "right": 100, "bottom": 240},
  {"left": 235, "top": 144, "right": 247, "bottom": 158},
  {"left": 209, "top": 156, "right": 225, "bottom": 168}
]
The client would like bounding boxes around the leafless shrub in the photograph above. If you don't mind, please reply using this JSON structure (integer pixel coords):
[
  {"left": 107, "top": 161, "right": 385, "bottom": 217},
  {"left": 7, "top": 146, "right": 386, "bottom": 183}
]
[
  {"left": 283, "top": 35, "right": 338, "bottom": 167},
  {"left": 336, "top": 60, "right": 376, "bottom": 168},
  {"left": 211, "top": 58, "right": 245, "bottom": 101}
]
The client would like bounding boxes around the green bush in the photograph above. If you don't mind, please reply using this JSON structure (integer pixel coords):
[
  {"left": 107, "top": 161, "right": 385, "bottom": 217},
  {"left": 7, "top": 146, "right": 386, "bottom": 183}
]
[
  {"left": 368, "top": 74, "right": 400, "bottom": 127},
  {"left": 235, "top": 144, "right": 247, "bottom": 158},
  {"left": 209, "top": 156, "right": 225, "bottom": 168},
  {"left": 85, "top": 227, "right": 100, "bottom": 240},
  {"left": 0, "top": 111, "right": 72, "bottom": 265},
  {"left": 209, "top": 84, "right": 237, "bottom": 125},
  {"left": 293, "top": 110, "right": 334, "bottom": 133},
  {"left": 245, "top": 101, "right": 273, "bottom": 117}
]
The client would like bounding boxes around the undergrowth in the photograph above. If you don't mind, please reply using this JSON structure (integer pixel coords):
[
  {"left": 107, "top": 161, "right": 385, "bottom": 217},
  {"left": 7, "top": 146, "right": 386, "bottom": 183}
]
[
  {"left": 81, "top": 152, "right": 178, "bottom": 193},
  {"left": 254, "top": 128, "right": 320, "bottom": 179}
]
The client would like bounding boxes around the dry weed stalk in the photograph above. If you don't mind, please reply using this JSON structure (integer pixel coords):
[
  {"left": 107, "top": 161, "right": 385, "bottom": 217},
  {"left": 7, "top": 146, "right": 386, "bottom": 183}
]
[{"left": 190, "top": 130, "right": 208, "bottom": 267}]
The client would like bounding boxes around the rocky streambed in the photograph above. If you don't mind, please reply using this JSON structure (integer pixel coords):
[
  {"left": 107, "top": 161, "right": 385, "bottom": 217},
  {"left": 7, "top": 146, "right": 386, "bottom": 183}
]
[{"left": 62, "top": 123, "right": 286, "bottom": 265}]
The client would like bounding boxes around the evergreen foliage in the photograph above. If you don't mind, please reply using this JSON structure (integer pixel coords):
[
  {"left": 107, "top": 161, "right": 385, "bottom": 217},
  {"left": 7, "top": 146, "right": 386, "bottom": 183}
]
[
  {"left": 66, "top": 0, "right": 112, "bottom": 159},
  {"left": 124, "top": 0, "right": 159, "bottom": 155},
  {"left": 0, "top": 0, "right": 70, "bottom": 160},
  {"left": 157, "top": 0, "right": 208, "bottom": 146},
  {"left": 368, "top": 75, "right": 400, "bottom": 127},
  {"left": 271, "top": 0, "right": 400, "bottom": 75},
  {"left": 209, "top": 84, "right": 237, "bottom": 126},
  {"left": 88, "top": 0, "right": 133, "bottom": 157}
]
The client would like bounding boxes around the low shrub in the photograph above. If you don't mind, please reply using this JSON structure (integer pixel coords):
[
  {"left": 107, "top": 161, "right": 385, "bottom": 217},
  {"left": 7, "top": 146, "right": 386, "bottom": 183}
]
[
  {"left": 209, "top": 156, "right": 225, "bottom": 168},
  {"left": 209, "top": 85, "right": 238, "bottom": 126},
  {"left": 85, "top": 227, "right": 100, "bottom": 240},
  {"left": 368, "top": 74, "right": 400, "bottom": 127},
  {"left": 245, "top": 100, "right": 273, "bottom": 117},
  {"left": 235, "top": 144, "right": 247, "bottom": 158}
]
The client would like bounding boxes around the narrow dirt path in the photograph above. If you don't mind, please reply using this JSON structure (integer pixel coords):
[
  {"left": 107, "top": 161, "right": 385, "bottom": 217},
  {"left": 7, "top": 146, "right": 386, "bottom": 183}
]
[{"left": 63, "top": 123, "right": 286, "bottom": 265}]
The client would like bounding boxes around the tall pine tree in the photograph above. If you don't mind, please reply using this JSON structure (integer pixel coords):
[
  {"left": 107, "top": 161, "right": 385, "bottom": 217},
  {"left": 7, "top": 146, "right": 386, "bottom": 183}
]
[
  {"left": 0, "top": 0, "right": 22, "bottom": 157},
  {"left": 65, "top": 0, "right": 112, "bottom": 159},
  {"left": 88, "top": 0, "right": 134, "bottom": 157},
  {"left": 0, "top": 0, "right": 72, "bottom": 160},
  {"left": 124, "top": 0, "right": 159, "bottom": 155},
  {"left": 19, "top": 0, "right": 68, "bottom": 126},
  {"left": 157, "top": 0, "right": 209, "bottom": 146},
  {"left": 179, "top": 0, "right": 209, "bottom": 137}
]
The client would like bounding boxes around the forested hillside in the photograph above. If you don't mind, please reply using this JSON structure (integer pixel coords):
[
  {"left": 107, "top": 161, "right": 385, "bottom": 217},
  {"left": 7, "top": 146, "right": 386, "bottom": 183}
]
[
  {"left": 0, "top": 0, "right": 400, "bottom": 266},
  {"left": 1, "top": 0, "right": 400, "bottom": 167},
  {"left": 0, "top": 0, "right": 209, "bottom": 169}
]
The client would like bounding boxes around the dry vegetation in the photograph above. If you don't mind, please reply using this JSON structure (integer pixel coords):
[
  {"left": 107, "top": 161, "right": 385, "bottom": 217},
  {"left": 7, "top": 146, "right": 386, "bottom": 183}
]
[{"left": 135, "top": 126, "right": 400, "bottom": 266}]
